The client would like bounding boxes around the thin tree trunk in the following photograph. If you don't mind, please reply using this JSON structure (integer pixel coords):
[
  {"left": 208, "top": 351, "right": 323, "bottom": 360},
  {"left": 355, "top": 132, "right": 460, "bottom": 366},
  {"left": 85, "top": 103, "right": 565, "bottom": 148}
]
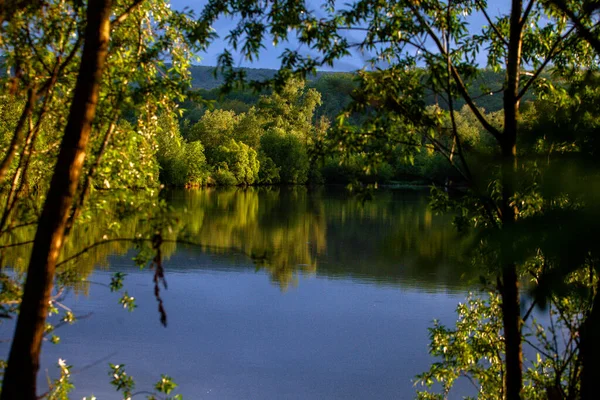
[
  {"left": 500, "top": 0, "right": 524, "bottom": 398},
  {"left": 580, "top": 284, "right": 600, "bottom": 400},
  {"left": 0, "top": 0, "right": 112, "bottom": 398},
  {"left": 0, "top": 88, "right": 35, "bottom": 184}
]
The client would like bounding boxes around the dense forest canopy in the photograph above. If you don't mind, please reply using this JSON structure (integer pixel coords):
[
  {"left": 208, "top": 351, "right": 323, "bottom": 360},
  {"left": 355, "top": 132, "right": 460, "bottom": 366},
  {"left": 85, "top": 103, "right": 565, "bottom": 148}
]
[{"left": 1, "top": 0, "right": 600, "bottom": 399}]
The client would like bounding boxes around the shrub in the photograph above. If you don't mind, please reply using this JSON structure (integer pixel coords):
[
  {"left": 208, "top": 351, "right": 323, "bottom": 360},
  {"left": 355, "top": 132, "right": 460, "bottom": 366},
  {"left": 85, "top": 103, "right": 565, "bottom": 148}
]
[{"left": 212, "top": 165, "right": 238, "bottom": 186}]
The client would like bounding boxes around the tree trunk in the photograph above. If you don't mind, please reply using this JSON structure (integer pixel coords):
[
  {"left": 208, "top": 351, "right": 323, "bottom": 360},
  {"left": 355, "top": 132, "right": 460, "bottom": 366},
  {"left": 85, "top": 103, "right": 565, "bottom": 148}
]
[
  {"left": 0, "top": 1, "right": 112, "bottom": 398},
  {"left": 579, "top": 285, "right": 600, "bottom": 400},
  {"left": 500, "top": 262, "right": 522, "bottom": 400},
  {"left": 500, "top": 0, "right": 524, "bottom": 398}
]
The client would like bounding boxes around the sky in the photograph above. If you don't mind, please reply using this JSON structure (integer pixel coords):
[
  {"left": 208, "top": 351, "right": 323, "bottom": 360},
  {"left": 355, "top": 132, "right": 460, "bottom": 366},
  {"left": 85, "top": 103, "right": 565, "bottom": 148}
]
[{"left": 170, "top": 0, "right": 512, "bottom": 71}]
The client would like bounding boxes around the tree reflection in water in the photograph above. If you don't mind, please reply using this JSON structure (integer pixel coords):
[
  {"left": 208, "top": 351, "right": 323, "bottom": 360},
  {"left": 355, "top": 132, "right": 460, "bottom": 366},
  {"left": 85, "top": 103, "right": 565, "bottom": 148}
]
[{"left": 2, "top": 187, "right": 472, "bottom": 293}]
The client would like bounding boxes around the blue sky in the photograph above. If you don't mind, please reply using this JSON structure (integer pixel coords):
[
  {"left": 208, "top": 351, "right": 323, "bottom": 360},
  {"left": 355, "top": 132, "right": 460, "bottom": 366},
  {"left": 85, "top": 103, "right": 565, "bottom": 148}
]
[{"left": 171, "top": 0, "right": 512, "bottom": 71}]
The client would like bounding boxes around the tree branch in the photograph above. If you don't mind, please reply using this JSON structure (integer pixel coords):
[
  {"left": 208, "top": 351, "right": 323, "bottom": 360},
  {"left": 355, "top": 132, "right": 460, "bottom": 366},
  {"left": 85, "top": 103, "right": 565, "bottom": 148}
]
[
  {"left": 111, "top": 0, "right": 146, "bottom": 27},
  {"left": 407, "top": 2, "right": 502, "bottom": 141},
  {"left": 476, "top": 0, "right": 509, "bottom": 47},
  {"left": 550, "top": 0, "right": 600, "bottom": 53},
  {"left": 0, "top": 240, "right": 34, "bottom": 249},
  {"left": 521, "top": 0, "right": 536, "bottom": 27},
  {"left": 445, "top": 0, "right": 473, "bottom": 182},
  {"left": 517, "top": 25, "right": 577, "bottom": 100},
  {"left": 56, "top": 238, "right": 251, "bottom": 268}
]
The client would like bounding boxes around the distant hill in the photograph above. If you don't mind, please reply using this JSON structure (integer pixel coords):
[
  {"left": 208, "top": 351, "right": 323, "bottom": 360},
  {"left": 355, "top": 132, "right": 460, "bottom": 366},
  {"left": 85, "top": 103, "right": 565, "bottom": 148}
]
[
  {"left": 188, "top": 65, "right": 535, "bottom": 113},
  {"left": 189, "top": 65, "right": 329, "bottom": 90}
]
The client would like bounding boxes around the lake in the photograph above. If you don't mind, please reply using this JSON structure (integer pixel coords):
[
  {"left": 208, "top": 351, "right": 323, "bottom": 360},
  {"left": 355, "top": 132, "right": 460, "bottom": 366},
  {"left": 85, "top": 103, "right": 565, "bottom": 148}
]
[{"left": 1, "top": 187, "right": 477, "bottom": 399}]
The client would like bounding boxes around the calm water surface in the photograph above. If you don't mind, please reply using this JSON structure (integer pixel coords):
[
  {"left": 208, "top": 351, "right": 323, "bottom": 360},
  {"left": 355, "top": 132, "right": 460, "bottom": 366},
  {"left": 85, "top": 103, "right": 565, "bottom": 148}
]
[{"left": 2, "top": 187, "right": 477, "bottom": 398}]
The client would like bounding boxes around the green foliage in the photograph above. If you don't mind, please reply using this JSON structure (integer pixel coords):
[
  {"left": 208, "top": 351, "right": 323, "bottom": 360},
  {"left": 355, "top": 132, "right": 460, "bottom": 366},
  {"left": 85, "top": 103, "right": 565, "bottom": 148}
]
[
  {"left": 173, "top": 68, "right": 520, "bottom": 187},
  {"left": 234, "top": 107, "right": 264, "bottom": 148},
  {"left": 154, "top": 374, "right": 179, "bottom": 395},
  {"left": 108, "top": 363, "right": 183, "bottom": 400},
  {"left": 184, "top": 141, "right": 210, "bottom": 186},
  {"left": 257, "top": 152, "right": 281, "bottom": 184},
  {"left": 0, "top": 96, "right": 22, "bottom": 183},
  {"left": 110, "top": 272, "right": 127, "bottom": 292},
  {"left": 213, "top": 139, "right": 260, "bottom": 185},
  {"left": 118, "top": 292, "right": 137, "bottom": 312},
  {"left": 521, "top": 70, "right": 600, "bottom": 157},
  {"left": 176, "top": 64, "right": 549, "bottom": 188},
  {"left": 258, "top": 79, "right": 321, "bottom": 136},
  {"left": 165, "top": 78, "right": 344, "bottom": 186},
  {"left": 46, "top": 359, "right": 74, "bottom": 400},
  {"left": 321, "top": 155, "right": 395, "bottom": 185},
  {"left": 260, "top": 128, "right": 309, "bottom": 184},
  {"left": 109, "top": 364, "right": 135, "bottom": 399},
  {"left": 213, "top": 167, "right": 238, "bottom": 186},
  {"left": 416, "top": 293, "right": 505, "bottom": 399},
  {"left": 156, "top": 121, "right": 188, "bottom": 186},
  {"left": 157, "top": 114, "right": 209, "bottom": 186},
  {"left": 186, "top": 109, "right": 239, "bottom": 153},
  {"left": 416, "top": 287, "right": 585, "bottom": 399},
  {"left": 95, "top": 121, "right": 160, "bottom": 189}
]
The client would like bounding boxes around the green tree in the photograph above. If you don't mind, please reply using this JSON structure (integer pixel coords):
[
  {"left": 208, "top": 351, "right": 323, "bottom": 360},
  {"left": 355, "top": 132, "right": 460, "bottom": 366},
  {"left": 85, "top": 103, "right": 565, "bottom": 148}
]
[
  {"left": 213, "top": 138, "right": 260, "bottom": 185},
  {"left": 157, "top": 113, "right": 189, "bottom": 186},
  {"left": 157, "top": 113, "right": 209, "bottom": 186},
  {"left": 253, "top": 79, "right": 321, "bottom": 184},
  {"left": 186, "top": 108, "right": 239, "bottom": 157},
  {"left": 234, "top": 106, "right": 264, "bottom": 149},
  {"left": 184, "top": 140, "right": 210, "bottom": 186},
  {"left": 257, "top": 78, "right": 321, "bottom": 142},
  {"left": 0, "top": 0, "right": 199, "bottom": 396},
  {"left": 260, "top": 127, "right": 309, "bottom": 184}
]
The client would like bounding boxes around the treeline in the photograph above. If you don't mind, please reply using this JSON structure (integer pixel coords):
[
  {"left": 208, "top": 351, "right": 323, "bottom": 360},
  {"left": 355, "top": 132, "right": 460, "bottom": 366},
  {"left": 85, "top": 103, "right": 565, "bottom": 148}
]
[
  {"left": 0, "top": 69, "right": 563, "bottom": 191},
  {"left": 0, "top": 68, "right": 535, "bottom": 192},
  {"left": 156, "top": 68, "right": 533, "bottom": 187},
  {"left": 156, "top": 79, "right": 325, "bottom": 186},
  {"left": 158, "top": 77, "right": 407, "bottom": 187}
]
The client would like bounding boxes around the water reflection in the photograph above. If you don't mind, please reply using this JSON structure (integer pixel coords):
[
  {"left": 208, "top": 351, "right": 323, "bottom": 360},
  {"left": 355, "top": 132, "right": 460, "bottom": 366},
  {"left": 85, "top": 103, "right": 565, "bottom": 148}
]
[
  {"left": 1, "top": 191, "right": 161, "bottom": 293},
  {"left": 165, "top": 186, "right": 470, "bottom": 291},
  {"left": 2, "top": 187, "right": 471, "bottom": 291},
  {"left": 165, "top": 187, "right": 325, "bottom": 289}
]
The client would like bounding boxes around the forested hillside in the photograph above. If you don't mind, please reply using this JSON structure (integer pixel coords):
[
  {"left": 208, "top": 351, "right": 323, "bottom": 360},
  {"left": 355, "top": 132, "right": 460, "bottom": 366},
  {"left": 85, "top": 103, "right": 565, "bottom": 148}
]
[
  {"left": 189, "top": 65, "right": 327, "bottom": 90},
  {"left": 188, "top": 65, "right": 522, "bottom": 113}
]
